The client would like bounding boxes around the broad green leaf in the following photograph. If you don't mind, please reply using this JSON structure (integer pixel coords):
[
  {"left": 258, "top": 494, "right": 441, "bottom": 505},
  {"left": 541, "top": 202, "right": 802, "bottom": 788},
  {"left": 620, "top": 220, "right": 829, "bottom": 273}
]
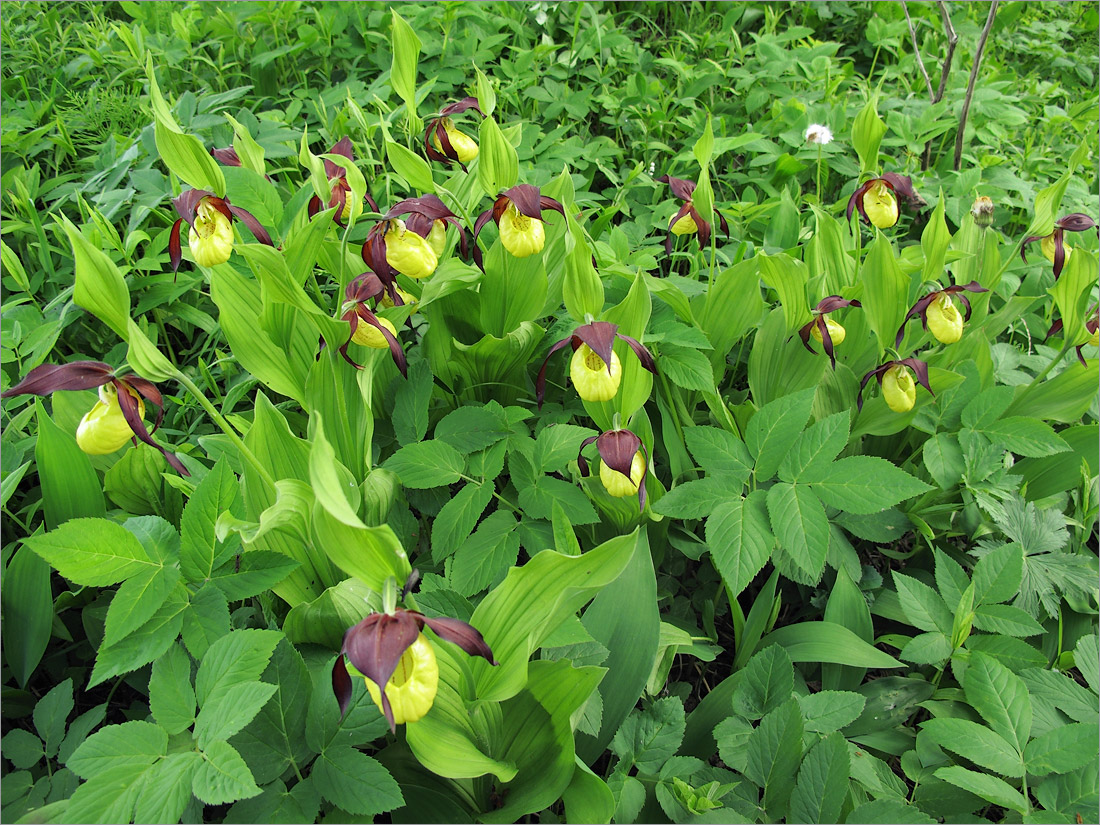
[
  {"left": 385, "top": 139, "right": 434, "bottom": 193},
  {"left": 58, "top": 215, "right": 130, "bottom": 339},
  {"left": 845, "top": 798, "right": 937, "bottom": 824},
  {"left": 860, "top": 233, "right": 907, "bottom": 353},
  {"left": 964, "top": 652, "right": 1032, "bottom": 750},
  {"left": 60, "top": 764, "right": 147, "bottom": 824},
  {"left": 920, "top": 190, "right": 951, "bottom": 283},
  {"left": 966, "top": 634, "right": 1047, "bottom": 671},
  {"left": 562, "top": 757, "right": 615, "bottom": 825},
  {"left": 980, "top": 417, "right": 1071, "bottom": 459},
  {"left": 447, "top": 510, "right": 520, "bottom": 597},
  {"left": 851, "top": 97, "right": 886, "bottom": 173},
  {"left": 733, "top": 644, "right": 793, "bottom": 721},
  {"left": 778, "top": 412, "right": 849, "bottom": 483},
  {"left": 660, "top": 345, "right": 716, "bottom": 392},
  {"left": 900, "top": 632, "right": 952, "bottom": 664},
  {"left": 707, "top": 492, "right": 773, "bottom": 598},
  {"left": 802, "top": 455, "right": 933, "bottom": 514},
  {"left": 308, "top": 415, "right": 365, "bottom": 529},
  {"left": 759, "top": 621, "right": 903, "bottom": 669},
  {"left": 33, "top": 402, "right": 104, "bottom": 529},
  {"left": 684, "top": 426, "right": 754, "bottom": 482},
  {"left": 181, "top": 583, "right": 231, "bottom": 659},
  {"left": 972, "top": 604, "right": 1045, "bottom": 637},
  {"left": 821, "top": 566, "right": 873, "bottom": 692},
  {"left": 133, "top": 752, "right": 202, "bottom": 825},
  {"left": 1048, "top": 247, "right": 1096, "bottom": 347},
  {"left": 192, "top": 740, "right": 261, "bottom": 805},
  {"left": 972, "top": 543, "right": 1024, "bottom": 605},
  {"left": 66, "top": 721, "right": 167, "bottom": 780},
  {"left": 89, "top": 585, "right": 189, "bottom": 687},
  {"left": 790, "top": 732, "right": 850, "bottom": 824},
  {"left": 383, "top": 440, "right": 465, "bottom": 488},
  {"left": 480, "top": 235, "right": 547, "bottom": 336},
  {"left": 193, "top": 681, "right": 277, "bottom": 749},
  {"left": 758, "top": 252, "right": 809, "bottom": 334},
  {"left": 746, "top": 387, "right": 816, "bottom": 480},
  {"left": 893, "top": 572, "right": 953, "bottom": 634},
  {"left": 745, "top": 698, "right": 803, "bottom": 820},
  {"left": 312, "top": 745, "right": 404, "bottom": 816},
  {"left": 1033, "top": 761, "right": 1100, "bottom": 821},
  {"left": 25, "top": 518, "right": 153, "bottom": 587},
  {"left": 920, "top": 717, "right": 1023, "bottom": 777},
  {"left": 151, "top": 111, "right": 225, "bottom": 197},
  {"left": 699, "top": 257, "right": 764, "bottom": 359},
  {"left": 654, "top": 476, "right": 741, "bottom": 519},
  {"left": 610, "top": 696, "right": 685, "bottom": 774},
  {"left": 3, "top": 729, "right": 43, "bottom": 770},
  {"left": 798, "top": 691, "right": 866, "bottom": 733},
  {"left": 438, "top": 405, "right": 511, "bottom": 455},
  {"left": 103, "top": 565, "right": 181, "bottom": 648},
  {"left": 1025, "top": 723, "right": 1100, "bottom": 776},
  {"left": 477, "top": 116, "right": 518, "bottom": 199},
  {"left": 195, "top": 629, "right": 282, "bottom": 706},
  {"left": 33, "top": 677, "right": 73, "bottom": 759},
  {"left": 181, "top": 457, "right": 239, "bottom": 583},
  {"left": 923, "top": 433, "right": 965, "bottom": 490},
  {"left": 311, "top": 506, "right": 411, "bottom": 594},
  {"left": 934, "top": 766, "right": 1029, "bottom": 814},
  {"left": 283, "top": 578, "right": 378, "bottom": 650},
  {"left": 431, "top": 482, "right": 494, "bottom": 563},
  {"left": 474, "top": 65, "right": 495, "bottom": 116},
  {"left": 767, "top": 482, "right": 829, "bottom": 583},
  {"left": 393, "top": 358, "right": 433, "bottom": 446},
  {"left": 1074, "top": 635, "right": 1099, "bottom": 694},
  {"left": 3, "top": 546, "right": 53, "bottom": 688},
  {"left": 149, "top": 644, "right": 196, "bottom": 735},
  {"left": 389, "top": 10, "right": 421, "bottom": 118}
]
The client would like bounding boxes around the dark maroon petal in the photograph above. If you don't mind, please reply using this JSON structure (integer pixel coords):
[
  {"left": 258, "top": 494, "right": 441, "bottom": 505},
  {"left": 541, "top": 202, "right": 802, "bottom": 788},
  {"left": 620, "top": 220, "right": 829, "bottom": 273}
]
[
  {"left": 538, "top": 196, "right": 566, "bottom": 220},
  {"left": 209, "top": 196, "right": 234, "bottom": 224},
  {"left": 332, "top": 655, "right": 353, "bottom": 718},
  {"left": 209, "top": 147, "right": 242, "bottom": 167},
  {"left": 617, "top": 333, "right": 657, "bottom": 375},
  {"left": 943, "top": 279, "right": 988, "bottom": 295},
  {"left": 898, "top": 357, "right": 934, "bottom": 397},
  {"left": 693, "top": 207, "right": 713, "bottom": 249},
  {"left": 880, "top": 173, "right": 925, "bottom": 209},
  {"left": 816, "top": 296, "right": 859, "bottom": 314},
  {"left": 419, "top": 615, "right": 496, "bottom": 665},
  {"left": 329, "top": 187, "right": 350, "bottom": 228},
  {"left": 385, "top": 195, "right": 456, "bottom": 222},
  {"left": 1076, "top": 346, "right": 1088, "bottom": 367},
  {"left": 355, "top": 306, "right": 408, "bottom": 378},
  {"left": 330, "top": 137, "right": 355, "bottom": 162},
  {"left": 536, "top": 335, "right": 579, "bottom": 408},
  {"left": 1019, "top": 235, "right": 1044, "bottom": 262},
  {"left": 715, "top": 208, "right": 730, "bottom": 239},
  {"left": 798, "top": 321, "right": 817, "bottom": 355},
  {"left": 171, "top": 189, "right": 213, "bottom": 226},
  {"left": 596, "top": 429, "right": 642, "bottom": 480},
  {"left": 857, "top": 363, "right": 893, "bottom": 412},
  {"left": 169, "top": 219, "right": 184, "bottom": 273},
  {"left": 846, "top": 181, "right": 873, "bottom": 225},
  {"left": 308, "top": 196, "right": 322, "bottom": 220},
  {"left": 577, "top": 434, "right": 600, "bottom": 476},
  {"left": 122, "top": 376, "right": 165, "bottom": 434},
  {"left": 434, "top": 120, "right": 459, "bottom": 165},
  {"left": 346, "top": 272, "right": 386, "bottom": 303},
  {"left": 228, "top": 205, "right": 273, "bottom": 246},
  {"left": 404, "top": 213, "right": 433, "bottom": 238},
  {"left": 0, "top": 361, "right": 113, "bottom": 398},
  {"left": 572, "top": 322, "right": 618, "bottom": 376},
  {"left": 362, "top": 232, "right": 398, "bottom": 284},
  {"left": 819, "top": 316, "right": 837, "bottom": 369},
  {"left": 656, "top": 175, "right": 696, "bottom": 202},
  {"left": 1045, "top": 318, "right": 1064, "bottom": 341},
  {"left": 955, "top": 293, "right": 974, "bottom": 323},
  {"left": 439, "top": 97, "right": 483, "bottom": 117},
  {"left": 896, "top": 293, "right": 939, "bottom": 348},
  {"left": 114, "top": 381, "right": 189, "bottom": 476},
  {"left": 342, "top": 612, "right": 423, "bottom": 733},
  {"left": 636, "top": 441, "right": 650, "bottom": 511},
  {"left": 423, "top": 119, "right": 451, "bottom": 165},
  {"left": 503, "top": 184, "right": 542, "bottom": 219},
  {"left": 1052, "top": 230, "right": 1067, "bottom": 280},
  {"left": 1055, "top": 213, "right": 1097, "bottom": 233},
  {"left": 471, "top": 208, "right": 498, "bottom": 271}
]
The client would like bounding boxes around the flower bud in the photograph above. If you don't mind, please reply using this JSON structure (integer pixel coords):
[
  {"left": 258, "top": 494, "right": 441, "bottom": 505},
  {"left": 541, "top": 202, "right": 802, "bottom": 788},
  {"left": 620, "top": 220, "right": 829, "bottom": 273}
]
[
  {"left": 363, "top": 634, "right": 438, "bottom": 725},
  {"left": 188, "top": 199, "right": 234, "bottom": 267},
  {"left": 600, "top": 450, "right": 646, "bottom": 498},
  {"left": 882, "top": 365, "right": 916, "bottom": 413},
  {"left": 431, "top": 119, "right": 479, "bottom": 164},
  {"left": 351, "top": 316, "right": 398, "bottom": 348},
  {"left": 498, "top": 202, "right": 546, "bottom": 257},
  {"left": 426, "top": 220, "right": 447, "bottom": 257},
  {"left": 385, "top": 220, "right": 439, "bottom": 279},
  {"left": 75, "top": 384, "right": 144, "bottom": 455},
  {"left": 926, "top": 292, "right": 963, "bottom": 344},
  {"left": 569, "top": 345, "right": 622, "bottom": 402},
  {"left": 863, "top": 180, "right": 899, "bottom": 229},
  {"left": 670, "top": 211, "right": 699, "bottom": 236},
  {"left": 810, "top": 318, "right": 846, "bottom": 347},
  {"left": 1040, "top": 234, "right": 1070, "bottom": 266},
  {"left": 971, "top": 196, "right": 994, "bottom": 227}
]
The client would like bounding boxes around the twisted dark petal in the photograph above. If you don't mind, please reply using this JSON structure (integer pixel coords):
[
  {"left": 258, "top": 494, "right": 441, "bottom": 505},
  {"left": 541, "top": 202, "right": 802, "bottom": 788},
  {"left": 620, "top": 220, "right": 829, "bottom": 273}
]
[
  {"left": 1045, "top": 318, "right": 1064, "bottom": 341},
  {"left": 1056, "top": 213, "right": 1097, "bottom": 232},
  {"left": 471, "top": 208, "right": 498, "bottom": 271},
  {"left": 636, "top": 441, "right": 650, "bottom": 511},
  {"left": 857, "top": 363, "right": 892, "bottom": 412},
  {"left": 899, "top": 357, "right": 934, "bottom": 397},
  {"left": 879, "top": 172, "right": 925, "bottom": 208},
  {"left": 596, "top": 429, "right": 642, "bottom": 481},
  {"left": 169, "top": 219, "right": 184, "bottom": 273},
  {"left": 386, "top": 195, "right": 457, "bottom": 222},
  {"left": 329, "top": 187, "right": 349, "bottom": 228},
  {"left": 210, "top": 196, "right": 235, "bottom": 223},
  {"left": 577, "top": 434, "right": 600, "bottom": 476},
  {"left": 504, "top": 184, "right": 543, "bottom": 218},
  {"left": 798, "top": 321, "right": 817, "bottom": 355},
  {"left": 419, "top": 615, "right": 497, "bottom": 665},
  {"left": 330, "top": 136, "right": 355, "bottom": 162},
  {"left": 362, "top": 230, "right": 398, "bottom": 284},
  {"left": 896, "top": 293, "right": 938, "bottom": 348},
  {"left": 715, "top": 208, "right": 730, "bottom": 239},
  {"left": 122, "top": 376, "right": 165, "bottom": 434},
  {"left": 114, "top": 380, "right": 189, "bottom": 476},
  {"left": 439, "top": 97, "right": 483, "bottom": 117},
  {"left": 573, "top": 322, "right": 618, "bottom": 375},
  {"left": 1019, "top": 235, "right": 1044, "bottom": 262},
  {"left": 449, "top": 217, "right": 469, "bottom": 260},
  {"left": 404, "top": 213, "right": 434, "bottom": 238},
  {"left": 337, "top": 318, "right": 365, "bottom": 371},
  {"left": 618, "top": 333, "right": 657, "bottom": 375},
  {"left": 346, "top": 271, "right": 386, "bottom": 303},
  {"left": 423, "top": 119, "right": 452, "bottom": 165},
  {"left": 816, "top": 295, "right": 860, "bottom": 314},
  {"left": 693, "top": 206, "right": 712, "bottom": 249},
  {"left": 228, "top": 205, "right": 274, "bottom": 246},
  {"left": 819, "top": 316, "right": 837, "bottom": 369},
  {"left": 0, "top": 361, "right": 113, "bottom": 398},
  {"left": 846, "top": 181, "right": 873, "bottom": 225},
  {"left": 401, "top": 569, "right": 421, "bottom": 601},
  {"left": 365, "top": 190, "right": 379, "bottom": 213},
  {"left": 1052, "top": 230, "right": 1067, "bottom": 280},
  {"left": 307, "top": 196, "right": 322, "bottom": 220},
  {"left": 666, "top": 202, "right": 693, "bottom": 233},
  {"left": 947, "top": 280, "right": 989, "bottom": 294},
  {"left": 209, "top": 147, "right": 242, "bottom": 166},
  {"left": 332, "top": 655, "right": 353, "bottom": 718},
  {"left": 538, "top": 196, "right": 566, "bottom": 220},
  {"left": 656, "top": 175, "right": 696, "bottom": 202},
  {"left": 535, "top": 336, "right": 578, "bottom": 408},
  {"left": 342, "top": 612, "right": 423, "bottom": 733},
  {"left": 1075, "top": 346, "right": 1089, "bottom": 368},
  {"left": 956, "top": 293, "right": 974, "bottom": 323}
]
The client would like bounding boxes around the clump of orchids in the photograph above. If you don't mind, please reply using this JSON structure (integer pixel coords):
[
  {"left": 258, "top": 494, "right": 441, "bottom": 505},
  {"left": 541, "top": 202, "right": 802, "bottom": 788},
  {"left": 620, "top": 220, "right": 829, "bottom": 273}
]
[
  {"left": 472, "top": 184, "right": 565, "bottom": 265},
  {"left": 896, "top": 276, "right": 987, "bottom": 347},
  {"left": 168, "top": 189, "right": 273, "bottom": 272},
  {"left": 1, "top": 361, "right": 188, "bottom": 474},
  {"left": 578, "top": 428, "right": 649, "bottom": 510},
  {"left": 536, "top": 320, "right": 656, "bottom": 406},
  {"left": 332, "top": 572, "right": 495, "bottom": 731},
  {"left": 846, "top": 173, "right": 924, "bottom": 230}
]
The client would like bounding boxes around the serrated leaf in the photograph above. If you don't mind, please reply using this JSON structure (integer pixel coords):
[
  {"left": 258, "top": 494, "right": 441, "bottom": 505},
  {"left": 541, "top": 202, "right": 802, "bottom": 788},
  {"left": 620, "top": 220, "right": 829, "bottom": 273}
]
[
  {"left": 683, "top": 427, "right": 753, "bottom": 481},
  {"left": 846, "top": 798, "right": 937, "bottom": 824},
  {"left": 149, "top": 644, "right": 196, "bottom": 735},
  {"left": 133, "top": 752, "right": 201, "bottom": 824},
  {"left": 934, "top": 766, "right": 1028, "bottom": 813},
  {"left": 798, "top": 691, "right": 866, "bottom": 733},
  {"left": 610, "top": 696, "right": 685, "bottom": 774},
  {"left": 195, "top": 629, "right": 282, "bottom": 706},
  {"left": 33, "top": 677, "right": 73, "bottom": 758},
  {"left": 714, "top": 715, "right": 753, "bottom": 774},
  {"left": 973, "top": 604, "right": 1045, "bottom": 637},
  {"left": 206, "top": 550, "right": 301, "bottom": 603},
  {"left": 311, "top": 745, "right": 404, "bottom": 816},
  {"left": 746, "top": 388, "right": 816, "bottom": 481},
  {"left": 102, "top": 565, "right": 182, "bottom": 648},
  {"left": 734, "top": 644, "right": 793, "bottom": 720},
  {"left": 446, "top": 510, "right": 520, "bottom": 597},
  {"left": 192, "top": 740, "right": 260, "bottom": 805},
  {"left": 920, "top": 717, "right": 1023, "bottom": 777},
  {"left": 790, "top": 732, "right": 849, "bottom": 824},
  {"left": 923, "top": 433, "right": 964, "bottom": 490},
  {"left": 90, "top": 586, "right": 189, "bottom": 687},
  {"left": 778, "top": 412, "right": 849, "bottom": 483},
  {"left": 383, "top": 440, "right": 465, "bottom": 488},
  {"left": 180, "top": 458, "right": 239, "bottom": 582},
  {"left": 1024, "top": 723, "right": 1099, "bottom": 776},
  {"left": 980, "top": 416, "right": 1071, "bottom": 458},
  {"left": 964, "top": 653, "right": 1032, "bottom": 750},
  {"left": 802, "top": 456, "right": 932, "bottom": 514},
  {"left": 60, "top": 764, "right": 147, "bottom": 824},
  {"left": 900, "top": 632, "right": 952, "bottom": 664},
  {"left": 653, "top": 476, "right": 742, "bottom": 519},
  {"left": 66, "top": 721, "right": 167, "bottom": 780},
  {"left": 431, "top": 482, "right": 494, "bottom": 563},
  {"left": 194, "top": 681, "right": 278, "bottom": 749},
  {"left": 767, "top": 483, "right": 828, "bottom": 583},
  {"left": 893, "top": 572, "right": 953, "bottom": 634},
  {"left": 707, "top": 492, "right": 773, "bottom": 598},
  {"left": 181, "top": 583, "right": 231, "bottom": 659},
  {"left": 660, "top": 344, "right": 717, "bottom": 392},
  {"left": 535, "top": 423, "right": 597, "bottom": 474},
  {"left": 24, "top": 518, "right": 155, "bottom": 586},
  {"left": 436, "top": 405, "right": 510, "bottom": 454},
  {"left": 745, "top": 697, "right": 803, "bottom": 820},
  {"left": 972, "top": 543, "right": 1024, "bottom": 606},
  {"left": 393, "top": 359, "right": 433, "bottom": 446}
]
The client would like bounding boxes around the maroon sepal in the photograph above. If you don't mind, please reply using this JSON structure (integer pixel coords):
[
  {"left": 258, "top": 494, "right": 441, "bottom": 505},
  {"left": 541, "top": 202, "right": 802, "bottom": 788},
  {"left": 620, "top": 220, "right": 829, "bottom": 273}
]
[
  {"left": 596, "top": 428, "right": 648, "bottom": 511},
  {"left": 420, "top": 615, "right": 497, "bottom": 665},
  {"left": 169, "top": 219, "right": 184, "bottom": 273},
  {"left": 618, "top": 333, "right": 657, "bottom": 375},
  {"left": 846, "top": 179, "right": 875, "bottom": 225},
  {"left": 797, "top": 297, "right": 861, "bottom": 368},
  {"left": 896, "top": 280, "right": 987, "bottom": 346},
  {"left": 576, "top": 434, "right": 601, "bottom": 477},
  {"left": 439, "top": 97, "right": 483, "bottom": 118},
  {"left": 228, "top": 205, "right": 274, "bottom": 246},
  {"left": 0, "top": 361, "right": 114, "bottom": 397},
  {"left": 423, "top": 98, "right": 483, "bottom": 168},
  {"left": 857, "top": 357, "right": 933, "bottom": 411},
  {"left": 535, "top": 335, "right": 579, "bottom": 409},
  {"left": 1045, "top": 318, "right": 1064, "bottom": 342},
  {"left": 361, "top": 225, "right": 399, "bottom": 285},
  {"left": 209, "top": 146, "right": 242, "bottom": 166},
  {"left": 657, "top": 175, "right": 696, "bottom": 202},
  {"left": 114, "top": 378, "right": 189, "bottom": 476},
  {"left": 879, "top": 173, "right": 925, "bottom": 209},
  {"left": 341, "top": 306, "right": 408, "bottom": 377},
  {"left": 332, "top": 654, "right": 353, "bottom": 718}
]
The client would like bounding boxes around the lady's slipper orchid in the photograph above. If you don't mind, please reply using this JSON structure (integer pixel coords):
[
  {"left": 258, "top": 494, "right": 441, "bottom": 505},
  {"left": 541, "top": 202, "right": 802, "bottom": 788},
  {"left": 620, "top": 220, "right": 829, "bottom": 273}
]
[
  {"left": 577, "top": 428, "right": 649, "bottom": 510},
  {"left": 168, "top": 189, "right": 273, "bottom": 273},
  {"left": 332, "top": 605, "right": 495, "bottom": 731},
  {"left": 383, "top": 195, "right": 469, "bottom": 260},
  {"left": 337, "top": 272, "right": 408, "bottom": 376},
  {"left": 0, "top": 361, "right": 188, "bottom": 474},
  {"left": 424, "top": 97, "right": 483, "bottom": 168},
  {"left": 306, "top": 137, "right": 378, "bottom": 226},
  {"left": 858, "top": 358, "right": 933, "bottom": 413},
  {"left": 1021, "top": 213, "right": 1098, "bottom": 280},
  {"left": 472, "top": 184, "right": 565, "bottom": 266},
  {"left": 846, "top": 173, "right": 924, "bottom": 229},
  {"left": 656, "top": 175, "right": 730, "bottom": 262},
  {"left": 896, "top": 278, "right": 988, "bottom": 346},
  {"left": 536, "top": 321, "right": 656, "bottom": 406},
  {"left": 798, "top": 296, "right": 862, "bottom": 368},
  {"left": 1045, "top": 306, "right": 1099, "bottom": 367}
]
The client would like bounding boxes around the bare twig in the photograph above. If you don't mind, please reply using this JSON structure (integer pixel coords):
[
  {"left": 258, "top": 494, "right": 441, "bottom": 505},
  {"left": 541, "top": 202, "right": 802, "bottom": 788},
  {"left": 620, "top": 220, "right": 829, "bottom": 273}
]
[
  {"left": 934, "top": 0, "right": 959, "bottom": 104},
  {"left": 903, "top": 2, "right": 935, "bottom": 100},
  {"left": 954, "top": 0, "right": 999, "bottom": 171}
]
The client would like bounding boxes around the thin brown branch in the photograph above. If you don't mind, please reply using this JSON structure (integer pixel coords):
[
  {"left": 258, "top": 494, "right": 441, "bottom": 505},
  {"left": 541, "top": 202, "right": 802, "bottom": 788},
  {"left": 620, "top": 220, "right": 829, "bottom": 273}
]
[
  {"left": 934, "top": 0, "right": 959, "bottom": 104},
  {"left": 954, "top": 0, "right": 1000, "bottom": 171},
  {"left": 903, "top": 1, "right": 935, "bottom": 100}
]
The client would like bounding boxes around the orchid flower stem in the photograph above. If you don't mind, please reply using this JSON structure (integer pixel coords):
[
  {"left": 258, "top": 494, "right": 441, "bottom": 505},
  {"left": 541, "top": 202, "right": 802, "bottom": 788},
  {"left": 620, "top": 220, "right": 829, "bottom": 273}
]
[{"left": 175, "top": 372, "right": 277, "bottom": 489}]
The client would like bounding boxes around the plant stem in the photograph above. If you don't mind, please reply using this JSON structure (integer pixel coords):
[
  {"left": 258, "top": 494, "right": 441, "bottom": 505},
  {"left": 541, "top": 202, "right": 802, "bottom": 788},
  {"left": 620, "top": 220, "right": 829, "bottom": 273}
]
[
  {"left": 175, "top": 372, "right": 277, "bottom": 489},
  {"left": 953, "top": 1, "right": 1000, "bottom": 171}
]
